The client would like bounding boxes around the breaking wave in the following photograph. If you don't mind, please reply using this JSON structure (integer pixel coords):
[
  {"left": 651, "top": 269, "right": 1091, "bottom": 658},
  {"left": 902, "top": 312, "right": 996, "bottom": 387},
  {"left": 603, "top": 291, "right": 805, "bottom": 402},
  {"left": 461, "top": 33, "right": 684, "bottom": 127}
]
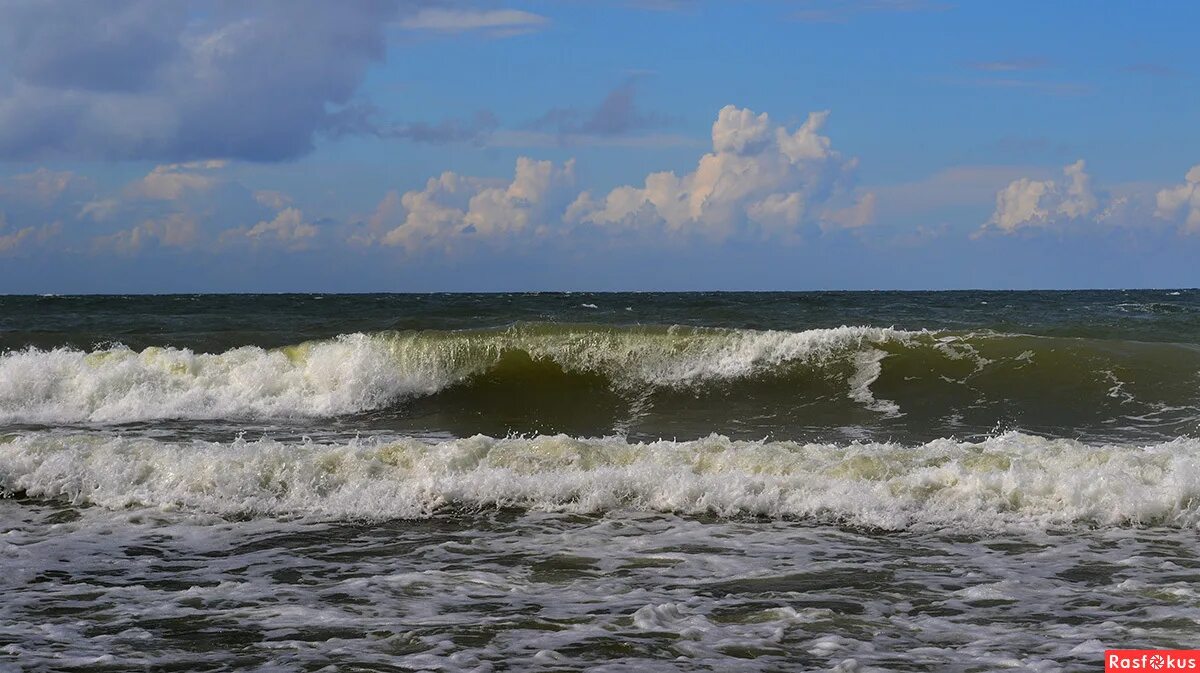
[
  {"left": 0, "top": 325, "right": 909, "bottom": 423},
  {"left": 1, "top": 323, "right": 1197, "bottom": 434},
  {"left": 3, "top": 430, "right": 1200, "bottom": 529}
]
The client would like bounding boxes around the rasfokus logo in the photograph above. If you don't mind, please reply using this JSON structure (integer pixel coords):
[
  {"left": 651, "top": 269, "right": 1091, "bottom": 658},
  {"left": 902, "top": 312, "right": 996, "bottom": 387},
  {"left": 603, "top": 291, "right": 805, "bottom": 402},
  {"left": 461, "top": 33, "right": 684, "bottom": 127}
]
[{"left": 1106, "top": 650, "right": 1200, "bottom": 671}]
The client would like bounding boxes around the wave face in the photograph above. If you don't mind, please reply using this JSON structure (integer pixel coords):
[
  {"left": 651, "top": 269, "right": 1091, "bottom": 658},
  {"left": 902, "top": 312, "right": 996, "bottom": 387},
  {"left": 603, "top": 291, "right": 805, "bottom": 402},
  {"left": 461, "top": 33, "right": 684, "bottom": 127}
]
[
  {"left": 4, "top": 430, "right": 1199, "bottom": 529},
  {"left": 1, "top": 323, "right": 1198, "bottom": 442},
  {"left": 0, "top": 325, "right": 903, "bottom": 422}
]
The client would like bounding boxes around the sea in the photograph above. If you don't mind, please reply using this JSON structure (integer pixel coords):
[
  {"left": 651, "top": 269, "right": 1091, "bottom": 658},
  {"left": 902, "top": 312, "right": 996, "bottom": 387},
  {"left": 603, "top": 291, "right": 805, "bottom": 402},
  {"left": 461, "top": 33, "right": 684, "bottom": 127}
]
[{"left": 2, "top": 291, "right": 1199, "bottom": 672}]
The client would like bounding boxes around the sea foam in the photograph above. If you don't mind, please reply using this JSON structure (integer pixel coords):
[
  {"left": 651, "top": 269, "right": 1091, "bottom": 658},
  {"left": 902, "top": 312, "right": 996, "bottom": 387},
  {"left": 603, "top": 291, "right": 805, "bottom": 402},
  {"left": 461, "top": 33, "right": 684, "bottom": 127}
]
[{"left": 3, "top": 430, "right": 1198, "bottom": 529}]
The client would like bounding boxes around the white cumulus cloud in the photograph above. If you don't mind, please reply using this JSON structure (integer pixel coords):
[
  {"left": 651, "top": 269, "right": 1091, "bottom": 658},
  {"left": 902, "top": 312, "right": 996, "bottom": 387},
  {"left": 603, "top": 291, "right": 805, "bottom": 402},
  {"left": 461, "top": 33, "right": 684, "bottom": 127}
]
[
  {"left": 982, "top": 159, "right": 1103, "bottom": 233},
  {"left": 352, "top": 105, "right": 869, "bottom": 254},
  {"left": 569, "top": 105, "right": 871, "bottom": 240},
  {"left": 1155, "top": 165, "right": 1200, "bottom": 233},
  {"left": 221, "top": 207, "right": 318, "bottom": 251},
  {"left": 0, "top": 211, "right": 62, "bottom": 254},
  {"left": 369, "top": 158, "right": 578, "bottom": 252},
  {"left": 129, "top": 161, "right": 226, "bottom": 201},
  {"left": 94, "top": 213, "right": 198, "bottom": 254}
]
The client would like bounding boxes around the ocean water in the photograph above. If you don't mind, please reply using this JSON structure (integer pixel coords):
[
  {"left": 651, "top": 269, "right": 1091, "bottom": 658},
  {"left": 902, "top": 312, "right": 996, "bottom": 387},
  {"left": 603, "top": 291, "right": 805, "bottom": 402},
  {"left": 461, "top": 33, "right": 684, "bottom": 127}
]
[{"left": 2, "top": 291, "right": 1199, "bottom": 671}]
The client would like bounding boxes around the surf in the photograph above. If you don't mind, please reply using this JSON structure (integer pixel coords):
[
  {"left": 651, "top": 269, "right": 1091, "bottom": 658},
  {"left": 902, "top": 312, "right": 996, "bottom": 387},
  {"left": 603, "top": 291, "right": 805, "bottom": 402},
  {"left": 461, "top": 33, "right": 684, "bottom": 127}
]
[
  {"left": 0, "top": 325, "right": 910, "bottom": 423},
  {"left": 3, "top": 430, "right": 1200, "bottom": 530},
  {"left": 0, "top": 324, "right": 1196, "bottom": 440}
]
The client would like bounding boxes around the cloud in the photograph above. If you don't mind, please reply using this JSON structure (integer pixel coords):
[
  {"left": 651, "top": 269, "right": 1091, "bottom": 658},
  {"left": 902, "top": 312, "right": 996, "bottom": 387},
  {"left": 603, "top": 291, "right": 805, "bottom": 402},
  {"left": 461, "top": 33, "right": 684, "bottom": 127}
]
[
  {"left": 1156, "top": 166, "right": 1200, "bottom": 233},
  {"left": 975, "top": 162, "right": 1200, "bottom": 239},
  {"left": 387, "top": 111, "right": 500, "bottom": 145},
  {"left": 399, "top": 8, "right": 549, "bottom": 36},
  {"left": 0, "top": 168, "right": 87, "bottom": 205},
  {"left": 822, "top": 192, "right": 876, "bottom": 231},
  {"left": 0, "top": 224, "right": 35, "bottom": 253},
  {"left": 128, "top": 161, "right": 227, "bottom": 201},
  {"left": 94, "top": 213, "right": 198, "bottom": 254},
  {"left": 0, "top": 212, "right": 61, "bottom": 254},
  {"left": 0, "top": 169, "right": 85, "bottom": 253},
  {"left": 0, "top": 0, "right": 402, "bottom": 161},
  {"left": 77, "top": 198, "right": 123, "bottom": 223},
  {"left": 365, "top": 157, "right": 578, "bottom": 252},
  {"left": 235, "top": 207, "right": 320, "bottom": 249},
  {"left": 872, "top": 165, "right": 1054, "bottom": 217},
  {"left": 570, "top": 105, "right": 871, "bottom": 240},
  {"left": 80, "top": 161, "right": 232, "bottom": 224},
  {"left": 3, "top": 159, "right": 331, "bottom": 256},
  {"left": 254, "top": 190, "right": 293, "bottom": 210},
  {"left": 982, "top": 160, "right": 1099, "bottom": 233},
  {"left": 2, "top": 1, "right": 184, "bottom": 93},
  {"left": 969, "top": 158, "right": 1176, "bottom": 237},
  {"left": 74, "top": 160, "right": 297, "bottom": 253},
  {"left": 528, "top": 79, "right": 675, "bottom": 139}
]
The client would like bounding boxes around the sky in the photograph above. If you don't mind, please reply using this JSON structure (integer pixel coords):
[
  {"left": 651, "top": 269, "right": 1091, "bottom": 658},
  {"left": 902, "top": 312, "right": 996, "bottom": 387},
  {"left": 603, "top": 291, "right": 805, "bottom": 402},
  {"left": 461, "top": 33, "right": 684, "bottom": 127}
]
[{"left": 0, "top": 0, "right": 1197, "bottom": 293}]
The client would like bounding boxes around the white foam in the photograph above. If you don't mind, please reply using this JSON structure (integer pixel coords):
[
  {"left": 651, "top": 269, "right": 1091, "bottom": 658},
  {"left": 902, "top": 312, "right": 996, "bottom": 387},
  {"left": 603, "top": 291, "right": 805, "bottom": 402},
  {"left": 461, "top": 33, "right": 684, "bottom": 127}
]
[
  {"left": 632, "top": 603, "right": 711, "bottom": 639},
  {"left": 954, "top": 581, "right": 1018, "bottom": 601},
  {"left": 0, "top": 325, "right": 912, "bottom": 423},
  {"left": 0, "top": 334, "right": 454, "bottom": 423},
  {"left": 3, "top": 430, "right": 1199, "bottom": 529},
  {"left": 847, "top": 348, "right": 900, "bottom": 416}
]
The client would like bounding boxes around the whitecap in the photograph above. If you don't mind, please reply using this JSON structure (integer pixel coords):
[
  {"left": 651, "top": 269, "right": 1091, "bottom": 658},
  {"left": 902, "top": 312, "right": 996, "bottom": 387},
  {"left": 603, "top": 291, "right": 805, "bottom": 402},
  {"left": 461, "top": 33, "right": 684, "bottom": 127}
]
[{"left": 4, "top": 430, "right": 1199, "bottom": 530}]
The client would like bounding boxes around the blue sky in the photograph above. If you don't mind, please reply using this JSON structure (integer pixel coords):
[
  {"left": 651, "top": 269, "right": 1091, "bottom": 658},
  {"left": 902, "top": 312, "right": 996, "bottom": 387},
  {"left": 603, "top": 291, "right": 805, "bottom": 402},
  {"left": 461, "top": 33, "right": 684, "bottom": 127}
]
[{"left": 0, "top": 0, "right": 1197, "bottom": 292}]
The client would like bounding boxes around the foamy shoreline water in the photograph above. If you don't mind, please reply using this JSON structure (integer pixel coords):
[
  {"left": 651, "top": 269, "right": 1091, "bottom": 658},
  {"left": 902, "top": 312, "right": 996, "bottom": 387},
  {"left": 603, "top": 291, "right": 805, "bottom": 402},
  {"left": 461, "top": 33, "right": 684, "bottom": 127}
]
[{"left": 3, "top": 500, "right": 1196, "bottom": 672}]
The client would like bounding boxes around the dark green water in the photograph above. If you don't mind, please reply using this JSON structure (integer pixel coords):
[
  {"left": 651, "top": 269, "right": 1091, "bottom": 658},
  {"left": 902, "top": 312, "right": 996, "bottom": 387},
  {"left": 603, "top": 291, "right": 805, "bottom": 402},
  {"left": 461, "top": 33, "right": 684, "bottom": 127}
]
[
  {"left": 7, "top": 290, "right": 1200, "bottom": 349},
  {"left": 2, "top": 291, "right": 1199, "bottom": 671}
]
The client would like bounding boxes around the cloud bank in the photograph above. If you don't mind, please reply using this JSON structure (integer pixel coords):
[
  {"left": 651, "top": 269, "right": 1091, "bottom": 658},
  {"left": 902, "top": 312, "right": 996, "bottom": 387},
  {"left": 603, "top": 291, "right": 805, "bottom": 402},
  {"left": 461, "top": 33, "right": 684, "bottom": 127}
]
[
  {"left": 4, "top": 96, "right": 1197, "bottom": 261},
  {"left": 981, "top": 161, "right": 1200, "bottom": 236},
  {"left": 351, "top": 105, "right": 871, "bottom": 253}
]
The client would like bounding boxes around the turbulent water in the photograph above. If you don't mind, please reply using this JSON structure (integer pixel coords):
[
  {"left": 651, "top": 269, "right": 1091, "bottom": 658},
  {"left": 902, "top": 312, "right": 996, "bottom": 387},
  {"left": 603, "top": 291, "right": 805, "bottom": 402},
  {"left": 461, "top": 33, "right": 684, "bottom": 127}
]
[{"left": 3, "top": 291, "right": 1200, "bottom": 671}]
